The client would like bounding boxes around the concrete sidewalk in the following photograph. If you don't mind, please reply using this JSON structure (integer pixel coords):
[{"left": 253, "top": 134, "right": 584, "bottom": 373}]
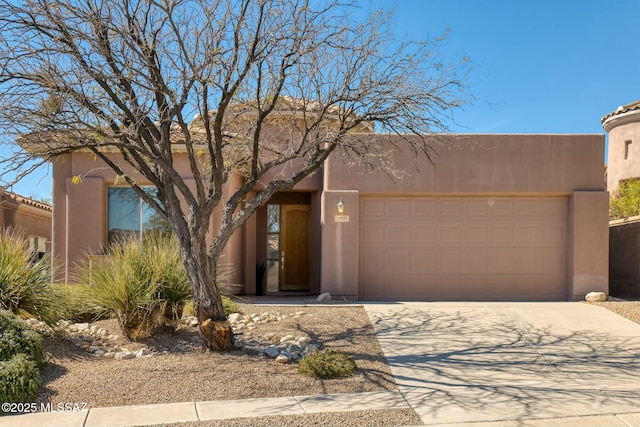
[
  {"left": 365, "top": 302, "right": 640, "bottom": 426},
  {"left": 0, "top": 390, "right": 409, "bottom": 427}
]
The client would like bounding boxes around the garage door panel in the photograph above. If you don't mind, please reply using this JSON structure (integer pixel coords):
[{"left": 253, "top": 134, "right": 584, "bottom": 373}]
[
  {"left": 360, "top": 225, "right": 385, "bottom": 244},
  {"left": 386, "top": 251, "right": 412, "bottom": 271},
  {"left": 514, "top": 199, "right": 541, "bottom": 216},
  {"left": 388, "top": 225, "right": 412, "bottom": 243},
  {"left": 440, "top": 226, "right": 462, "bottom": 243},
  {"left": 438, "top": 198, "right": 462, "bottom": 216},
  {"left": 361, "top": 198, "right": 385, "bottom": 216},
  {"left": 489, "top": 198, "right": 514, "bottom": 216},
  {"left": 463, "top": 226, "right": 488, "bottom": 244},
  {"left": 359, "top": 196, "right": 567, "bottom": 300},
  {"left": 541, "top": 252, "right": 564, "bottom": 272},
  {"left": 415, "top": 199, "right": 436, "bottom": 215},
  {"left": 465, "top": 199, "right": 489, "bottom": 216},
  {"left": 464, "top": 250, "right": 488, "bottom": 274},
  {"left": 489, "top": 226, "right": 514, "bottom": 244},
  {"left": 541, "top": 225, "right": 565, "bottom": 245},
  {"left": 388, "top": 198, "right": 412, "bottom": 216},
  {"left": 412, "top": 251, "right": 437, "bottom": 272},
  {"left": 414, "top": 226, "right": 436, "bottom": 243},
  {"left": 540, "top": 198, "right": 567, "bottom": 216},
  {"left": 360, "top": 250, "right": 384, "bottom": 272},
  {"left": 437, "top": 251, "right": 461, "bottom": 273},
  {"left": 514, "top": 226, "right": 540, "bottom": 244}
]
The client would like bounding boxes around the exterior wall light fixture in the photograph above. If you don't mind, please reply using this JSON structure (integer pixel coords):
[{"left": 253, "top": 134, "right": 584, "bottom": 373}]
[{"left": 337, "top": 198, "right": 345, "bottom": 214}]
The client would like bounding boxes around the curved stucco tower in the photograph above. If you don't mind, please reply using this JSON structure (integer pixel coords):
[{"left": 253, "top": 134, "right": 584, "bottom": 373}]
[{"left": 602, "top": 100, "right": 640, "bottom": 192}]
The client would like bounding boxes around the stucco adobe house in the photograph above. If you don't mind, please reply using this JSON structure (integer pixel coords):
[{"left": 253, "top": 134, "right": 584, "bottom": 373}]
[
  {"left": 0, "top": 189, "right": 52, "bottom": 259},
  {"left": 43, "top": 120, "right": 608, "bottom": 302}
]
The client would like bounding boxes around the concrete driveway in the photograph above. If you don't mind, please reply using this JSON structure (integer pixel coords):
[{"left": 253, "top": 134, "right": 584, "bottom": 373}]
[{"left": 364, "top": 302, "right": 640, "bottom": 425}]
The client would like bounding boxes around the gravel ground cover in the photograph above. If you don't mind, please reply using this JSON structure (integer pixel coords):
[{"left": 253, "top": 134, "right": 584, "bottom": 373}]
[
  {"left": 37, "top": 304, "right": 401, "bottom": 409},
  {"left": 33, "top": 300, "right": 640, "bottom": 427},
  {"left": 585, "top": 300, "right": 640, "bottom": 325}
]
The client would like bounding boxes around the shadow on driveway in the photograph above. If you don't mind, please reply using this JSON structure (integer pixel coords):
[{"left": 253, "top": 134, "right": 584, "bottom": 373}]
[{"left": 365, "top": 303, "right": 640, "bottom": 424}]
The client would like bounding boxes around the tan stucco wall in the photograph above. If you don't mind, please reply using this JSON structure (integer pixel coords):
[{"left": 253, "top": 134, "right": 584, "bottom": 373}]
[
  {"left": 320, "top": 134, "right": 608, "bottom": 300},
  {"left": 53, "top": 152, "right": 245, "bottom": 284},
  {"left": 320, "top": 190, "right": 359, "bottom": 298},
  {"left": 0, "top": 198, "right": 52, "bottom": 242},
  {"left": 52, "top": 133, "right": 608, "bottom": 301},
  {"left": 325, "top": 134, "right": 605, "bottom": 194},
  {"left": 567, "top": 191, "right": 609, "bottom": 299}
]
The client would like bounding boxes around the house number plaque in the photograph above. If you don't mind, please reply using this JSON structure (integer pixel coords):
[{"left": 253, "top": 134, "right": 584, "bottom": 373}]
[{"left": 334, "top": 215, "right": 350, "bottom": 222}]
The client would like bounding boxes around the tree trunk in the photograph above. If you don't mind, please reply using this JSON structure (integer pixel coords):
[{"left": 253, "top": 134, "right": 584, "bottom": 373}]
[
  {"left": 195, "top": 296, "right": 235, "bottom": 351},
  {"left": 182, "top": 236, "right": 235, "bottom": 351}
]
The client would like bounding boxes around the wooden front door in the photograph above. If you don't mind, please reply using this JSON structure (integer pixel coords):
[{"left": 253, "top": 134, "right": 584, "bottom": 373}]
[{"left": 279, "top": 205, "right": 310, "bottom": 291}]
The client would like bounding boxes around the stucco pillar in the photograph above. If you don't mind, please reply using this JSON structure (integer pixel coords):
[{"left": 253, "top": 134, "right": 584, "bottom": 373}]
[
  {"left": 52, "top": 155, "right": 71, "bottom": 282},
  {"left": 568, "top": 191, "right": 609, "bottom": 300},
  {"left": 321, "top": 190, "right": 359, "bottom": 298},
  {"left": 242, "top": 192, "right": 257, "bottom": 295},
  {"left": 221, "top": 173, "right": 243, "bottom": 293},
  {"left": 66, "top": 176, "right": 105, "bottom": 282}
]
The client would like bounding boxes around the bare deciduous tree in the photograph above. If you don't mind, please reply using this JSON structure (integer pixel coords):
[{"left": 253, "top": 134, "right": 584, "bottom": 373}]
[{"left": 0, "top": 0, "right": 471, "bottom": 350}]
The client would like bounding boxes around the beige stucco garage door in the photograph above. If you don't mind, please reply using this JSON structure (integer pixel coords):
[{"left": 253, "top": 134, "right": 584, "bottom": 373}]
[{"left": 359, "top": 196, "right": 567, "bottom": 300}]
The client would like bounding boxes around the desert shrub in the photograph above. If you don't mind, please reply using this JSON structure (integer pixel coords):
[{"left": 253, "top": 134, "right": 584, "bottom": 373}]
[
  {"left": 183, "top": 296, "right": 238, "bottom": 318},
  {"left": 0, "top": 309, "right": 42, "bottom": 364},
  {"left": 222, "top": 296, "right": 239, "bottom": 316},
  {"left": 48, "top": 283, "right": 103, "bottom": 323},
  {"left": 0, "top": 228, "right": 60, "bottom": 324},
  {"left": 75, "top": 233, "right": 191, "bottom": 339},
  {"left": 76, "top": 233, "right": 240, "bottom": 338},
  {"left": 610, "top": 178, "right": 640, "bottom": 219},
  {"left": 0, "top": 310, "right": 42, "bottom": 405},
  {"left": 0, "top": 353, "right": 40, "bottom": 406},
  {"left": 298, "top": 350, "right": 357, "bottom": 379}
]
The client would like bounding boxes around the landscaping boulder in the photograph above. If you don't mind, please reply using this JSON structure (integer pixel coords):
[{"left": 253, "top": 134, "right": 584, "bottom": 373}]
[{"left": 585, "top": 292, "right": 607, "bottom": 302}]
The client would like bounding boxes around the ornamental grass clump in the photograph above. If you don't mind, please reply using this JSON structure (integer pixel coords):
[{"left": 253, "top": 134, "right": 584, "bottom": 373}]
[
  {"left": 298, "top": 350, "right": 357, "bottom": 379},
  {"left": 0, "top": 309, "right": 42, "bottom": 406},
  {"left": 75, "top": 232, "right": 191, "bottom": 340},
  {"left": 0, "top": 228, "right": 60, "bottom": 325}
]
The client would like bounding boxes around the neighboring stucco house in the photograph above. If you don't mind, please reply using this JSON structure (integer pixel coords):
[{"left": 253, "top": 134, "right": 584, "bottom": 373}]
[
  {"left": 45, "top": 127, "right": 608, "bottom": 301},
  {"left": 603, "top": 100, "right": 640, "bottom": 297},
  {"left": 602, "top": 99, "right": 640, "bottom": 192},
  {"left": 0, "top": 189, "right": 52, "bottom": 259}
]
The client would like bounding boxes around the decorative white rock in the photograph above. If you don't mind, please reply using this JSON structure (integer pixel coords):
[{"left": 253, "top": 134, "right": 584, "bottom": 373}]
[
  {"left": 136, "top": 348, "right": 151, "bottom": 358},
  {"left": 227, "top": 313, "right": 241, "bottom": 323},
  {"left": 585, "top": 292, "right": 607, "bottom": 302},
  {"left": 316, "top": 292, "right": 331, "bottom": 302},
  {"left": 275, "top": 354, "right": 289, "bottom": 364},
  {"left": 279, "top": 335, "right": 295, "bottom": 343},
  {"left": 115, "top": 352, "right": 135, "bottom": 360},
  {"left": 75, "top": 323, "right": 89, "bottom": 332},
  {"left": 297, "top": 337, "right": 311, "bottom": 347}
]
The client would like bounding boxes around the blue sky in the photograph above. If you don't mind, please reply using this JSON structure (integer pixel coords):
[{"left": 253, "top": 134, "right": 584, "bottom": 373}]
[
  {"left": 376, "top": 0, "right": 639, "bottom": 136},
  {"left": 6, "top": 0, "right": 638, "bottom": 200}
]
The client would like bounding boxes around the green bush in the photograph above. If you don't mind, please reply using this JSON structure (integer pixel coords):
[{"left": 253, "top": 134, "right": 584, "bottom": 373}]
[
  {"left": 222, "top": 296, "right": 239, "bottom": 316},
  {"left": 298, "top": 350, "right": 357, "bottom": 379},
  {"left": 0, "top": 310, "right": 42, "bottom": 406},
  {"left": 0, "top": 354, "right": 40, "bottom": 406},
  {"left": 75, "top": 233, "right": 191, "bottom": 339},
  {"left": 0, "top": 310, "right": 42, "bottom": 364},
  {"left": 0, "top": 228, "right": 60, "bottom": 325},
  {"left": 48, "top": 283, "right": 103, "bottom": 323},
  {"left": 610, "top": 178, "right": 640, "bottom": 219},
  {"left": 183, "top": 296, "right": 238, "bottom": 318}
]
